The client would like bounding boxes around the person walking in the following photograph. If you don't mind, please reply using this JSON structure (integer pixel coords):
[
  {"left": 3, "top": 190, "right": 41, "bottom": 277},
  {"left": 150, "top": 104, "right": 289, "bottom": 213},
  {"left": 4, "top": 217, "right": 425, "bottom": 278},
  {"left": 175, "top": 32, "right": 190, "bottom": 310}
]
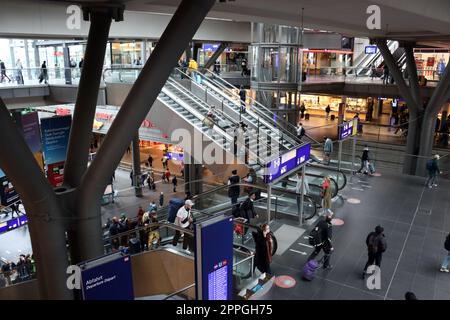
[
  {"left": 323, "top": 136, "right": 333, "bottom": 164},
  {"left": 228, "top": 169, "right": 240, "bottom": 205},
  {"left": 321, "top": 176, "right": 333, "bottom": 216},
  {"left": 159, "top": 191, "right": 164, "bottom": 208},
  {"left": 240, "top": 192, "right": 259, "bottom": 225},
  {"left": 383, "top": 65, "right": 389, "bottom": 84},
  {"left": 173, "top": 199, "right": 195, "bottom": 252},
  {"left": 239, "top": 85, "right": 246, "bottom": 114},
  {"left": 241, "top": 58, "right": 248, "bottom": 76},
  {"left": 0, "top": 59, "right": 11, "bottom": 83},
  {"left": 15, "top": 59, "right": 24, "bottom": 84},
  {"left": 426, "top": 154, "right": 441, "bottom": 188},
  {"left": 39, "top": 61, "right": 48, "bottom": 84},
  {"left": 252, "top": 223, "right": 273, "bottom": 275},
  {"left": 165, "top": 168, "right": 171, "bottom": 184},
  {"left": 325, "top": 105, "right": 331, "bottom": 120},
  {"left": 296, "top": 122, "right": 305, "bottom": 140},
  {"left": 130, "top": 170, "right": 134, "bottom": 186},
  {"left": 307, "top": 213, "right": 334, "bottom": 269},
  {"left": 147, "top": 154, "right": 153, "bottom": 167},
  {"left": 357, "top": 145, "right": 370, "bottom": 174},
  {"left": 172, "top": 175, "right": 178, "bottom": 193},
  {"left": 362, "top": 225, "right": 387, "bottom": 279},
  {"left": 370, "top": 63, "right": 377, "bottom": 80},
  {"left": 300, "top": 102, "right": 306, "bottom": 119},
  {"left": 439, "top": 232, "right": 450, "bottom": 273}
]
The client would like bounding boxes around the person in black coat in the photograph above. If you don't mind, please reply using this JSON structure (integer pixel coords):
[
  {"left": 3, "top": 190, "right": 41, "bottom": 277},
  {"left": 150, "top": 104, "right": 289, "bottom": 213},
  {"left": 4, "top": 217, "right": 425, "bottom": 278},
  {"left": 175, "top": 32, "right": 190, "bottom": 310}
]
[
  {"left": 362, "top": 225, "right": 387, "bottom": 279},
  {"left": 357, "top": 145, "right": 370, "bottom": 174},
  {"left": 240, "top": 192, "right": 258, "bottom": 222},
  {"left": 307, "top": 213, "right": 334, "bottom": 269},
  {"left": 252, "top": 223, "right": 273, "bottom": 275},
  {"left": 228, "top": 170, "right": 240, "bottom": 205}
]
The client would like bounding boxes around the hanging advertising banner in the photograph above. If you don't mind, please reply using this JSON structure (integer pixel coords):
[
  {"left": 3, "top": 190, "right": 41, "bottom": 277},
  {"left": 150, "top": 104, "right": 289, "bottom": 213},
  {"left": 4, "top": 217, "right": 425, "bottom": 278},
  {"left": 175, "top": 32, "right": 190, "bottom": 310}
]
[
  {"left": 40, "top": 115, "right": 72, "bottom": 187},
  {"left": 195, "top": 216, "right": 234, "bottom": 300},
  {"left": 13, "top": 111, "right": 44, "bottom": 171},
  {"left": 0, "top": 174, "right": 19, "bottom": 207},
  {"left": 80, "top": 253, "right": 134, "bottom": 300}
]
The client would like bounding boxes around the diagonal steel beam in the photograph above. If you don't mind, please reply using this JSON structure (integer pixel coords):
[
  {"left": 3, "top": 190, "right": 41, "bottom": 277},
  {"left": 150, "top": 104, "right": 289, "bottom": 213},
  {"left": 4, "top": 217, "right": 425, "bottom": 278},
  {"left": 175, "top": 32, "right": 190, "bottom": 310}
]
[
  {"left": 375, "top": 39, "right": 418, "bottom": 110},
  {"left": 64, "top": 6, "right": 122, "bottom": 188},
  {"left": 203, "top": 42, "right": 228, "bottom": 70},
  {"left": 72, "top": 0, "right": 217, "bottom": 262},
  {"left": 404, "top": 44, "right": 422, "bottom": 106},
  {"left": 0, "top": 98, "right": 72, "bottom": 299}
]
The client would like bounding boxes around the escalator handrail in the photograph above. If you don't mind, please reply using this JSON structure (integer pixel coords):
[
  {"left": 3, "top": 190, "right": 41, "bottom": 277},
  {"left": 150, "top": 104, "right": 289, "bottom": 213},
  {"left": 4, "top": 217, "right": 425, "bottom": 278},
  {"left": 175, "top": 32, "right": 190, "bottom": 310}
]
[
  {"left": 200, "top": 68, "right": 303, "bottom": 145},
  {"left": 306, "top": 163, "right": 347, "bottom": 190},
  {"left": 166, "top": 75, "right": 274, "bottom": 156},
  {"left": 181, "top": 68, "right": 299, "bottom": 148}
]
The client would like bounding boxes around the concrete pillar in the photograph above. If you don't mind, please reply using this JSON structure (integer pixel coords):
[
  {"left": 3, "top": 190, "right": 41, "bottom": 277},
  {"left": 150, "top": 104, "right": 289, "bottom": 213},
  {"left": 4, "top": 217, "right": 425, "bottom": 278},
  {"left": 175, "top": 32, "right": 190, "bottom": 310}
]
[
  {"left": 141, "top": 40, "right": 147, "bottom": 62},
  {"left": 33, "top": 41, "right": 40, "bottom": 68},
  {"left": 24, "top": 40, "right": 32, "bottom": 80},
  {"left": 63, "top": 44, "right": 72, "bottom": 85},
  {"left": 9, "top": 39, "right": 15, "bottom": 67},
  {"left": 132, "top": 133, "right": 143, "bottom": 197}
]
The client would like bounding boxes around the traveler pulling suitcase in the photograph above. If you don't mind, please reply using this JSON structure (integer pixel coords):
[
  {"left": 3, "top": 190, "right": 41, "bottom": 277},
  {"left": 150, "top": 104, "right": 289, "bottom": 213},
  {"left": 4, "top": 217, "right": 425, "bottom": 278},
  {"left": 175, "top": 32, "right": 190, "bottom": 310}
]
[{"left": 168, "top": 198, "right": 185, "bottom": 223}]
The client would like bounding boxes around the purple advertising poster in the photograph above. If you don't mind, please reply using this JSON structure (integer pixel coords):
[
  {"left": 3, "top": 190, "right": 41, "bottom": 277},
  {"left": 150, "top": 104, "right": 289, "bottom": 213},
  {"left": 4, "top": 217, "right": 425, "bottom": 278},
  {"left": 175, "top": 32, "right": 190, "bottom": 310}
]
[{"left": 21, "top": 112, "right": 43, "bottom": 154}]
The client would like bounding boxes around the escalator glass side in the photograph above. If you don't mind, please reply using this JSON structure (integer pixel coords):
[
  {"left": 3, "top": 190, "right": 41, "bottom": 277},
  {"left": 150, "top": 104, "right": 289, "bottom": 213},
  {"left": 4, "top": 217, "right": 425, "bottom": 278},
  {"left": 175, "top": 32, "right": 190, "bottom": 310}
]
[{"left": 306, "top": 164, "right": 347, "bottom": 190}]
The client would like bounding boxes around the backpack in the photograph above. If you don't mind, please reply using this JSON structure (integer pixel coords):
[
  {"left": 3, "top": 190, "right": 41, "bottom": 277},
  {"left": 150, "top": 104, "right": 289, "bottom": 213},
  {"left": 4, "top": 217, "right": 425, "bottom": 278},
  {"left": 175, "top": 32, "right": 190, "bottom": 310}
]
[
  {"left": 426, "top": 159, "right": 433, "bottom": 171},
  {"left": 308, "top": 226, "right": 322, "bottom": 246},
  {"left": 445, "top": 234, "right": 450, "bottom": 251},
  {"left": 167, "top": 198, "right": 184, "bottom": 223},
  {"left": 366, "top": 233, "right": 378, "bottom": 253}
]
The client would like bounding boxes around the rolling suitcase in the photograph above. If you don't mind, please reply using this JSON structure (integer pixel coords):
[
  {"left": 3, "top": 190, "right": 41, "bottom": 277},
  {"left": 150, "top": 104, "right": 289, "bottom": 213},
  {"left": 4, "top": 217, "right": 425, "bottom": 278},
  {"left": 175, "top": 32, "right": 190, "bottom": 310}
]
[
  {"left": 302, "top": 259, "right": 320, "bottom": 281},
  {"left": 330, "top": 115, "right": 335, "bottom": 121},
  {"left": 305, "top": 113, "right": 310, "bottom": 120}
]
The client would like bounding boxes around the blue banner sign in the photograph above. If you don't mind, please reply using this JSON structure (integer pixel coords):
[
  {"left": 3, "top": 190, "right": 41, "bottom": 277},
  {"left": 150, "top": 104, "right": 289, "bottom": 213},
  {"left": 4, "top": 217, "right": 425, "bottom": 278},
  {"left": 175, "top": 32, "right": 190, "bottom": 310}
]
[
  {"left": 339, "top": 118, "right": 359, "bottom": 140},
  {"left": 80, "top": 253, "right": 134, "bottom": 300},
  {"left": 264, "top": 143, "right": 311, "bottom": 183},
  {"left": 195, "top": 216, "right": 233, "bottom": 300},
  {"left": 365, "top": 45, "right": 377, "bottom": 54}
]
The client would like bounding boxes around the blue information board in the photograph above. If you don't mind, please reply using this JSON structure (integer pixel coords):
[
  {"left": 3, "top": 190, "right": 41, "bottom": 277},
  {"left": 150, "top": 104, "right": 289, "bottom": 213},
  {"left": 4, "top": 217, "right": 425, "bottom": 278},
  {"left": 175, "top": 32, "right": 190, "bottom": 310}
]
[
  {"left": 339, "top": 118, "right": 359, "bottom": 140},
  {"left": 80, "top": 253, "right": 134, "bottom": 300},
  {"left": 195, "top": 216, "right": 233, "bottom": 300},
  {"left": 264, "top": 143, "right": 311, "bottom": 183},
  {"left": 365, "top": 45, "right": 377, "bottom": 54}
]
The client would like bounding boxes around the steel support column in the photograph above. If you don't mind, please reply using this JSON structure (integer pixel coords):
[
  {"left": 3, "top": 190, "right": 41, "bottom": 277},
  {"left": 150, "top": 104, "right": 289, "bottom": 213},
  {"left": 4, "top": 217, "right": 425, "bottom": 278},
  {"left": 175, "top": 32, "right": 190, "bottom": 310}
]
[
  {"left": 376, "top": 39, "right": 421, "bottom": 175},
  {"left": 0, "top": 98, "right": 72, "bottom": 299},
  {"left": 417, "top": 62, "right": 450, "bottom": 175},
  {"left": 132, "top": 133, "right": 143, "bottom": 197},
  {"left": 73, "top": 0, "right": 216, "bottom": 262},
  {"left": 64, "top": 7, "right": 118, "bottom": 188},
  {"left": 203, "top": 42, "right": 228, "bottom": 70}
]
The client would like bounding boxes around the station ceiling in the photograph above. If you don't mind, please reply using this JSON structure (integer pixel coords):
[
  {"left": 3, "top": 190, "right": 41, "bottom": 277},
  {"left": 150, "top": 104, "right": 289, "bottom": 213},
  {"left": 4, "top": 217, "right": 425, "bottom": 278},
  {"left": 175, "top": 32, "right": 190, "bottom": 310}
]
[{"left": 26, "top": 0, "right": 450, "bottom": 47}]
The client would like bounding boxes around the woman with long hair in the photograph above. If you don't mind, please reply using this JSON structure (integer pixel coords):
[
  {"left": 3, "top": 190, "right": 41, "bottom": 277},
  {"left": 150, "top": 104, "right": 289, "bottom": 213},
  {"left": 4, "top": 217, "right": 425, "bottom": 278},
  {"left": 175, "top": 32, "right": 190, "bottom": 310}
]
[{"left": 252, "top": 223, "right": 273, "bottom": 275}]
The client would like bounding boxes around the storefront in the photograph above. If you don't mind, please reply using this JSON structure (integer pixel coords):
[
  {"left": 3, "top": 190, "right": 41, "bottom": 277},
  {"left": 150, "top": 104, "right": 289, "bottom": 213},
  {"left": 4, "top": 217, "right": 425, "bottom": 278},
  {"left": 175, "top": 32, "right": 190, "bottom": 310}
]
[
  {"left": 414, "top": 48, "right": 449, "bottom": 81},
  {"left": 197, "top": 43, "right": 248, "bottom": 71},
  {"left": 302, "top": 49, "right": 352, "bottom": 76}
]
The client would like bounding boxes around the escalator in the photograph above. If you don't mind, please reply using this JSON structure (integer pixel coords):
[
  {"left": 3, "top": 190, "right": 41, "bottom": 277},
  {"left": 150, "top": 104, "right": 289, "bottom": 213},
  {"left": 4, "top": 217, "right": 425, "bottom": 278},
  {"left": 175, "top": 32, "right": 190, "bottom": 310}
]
[{"left": 196, "top": 68, "right": 322, "bottom": 148}]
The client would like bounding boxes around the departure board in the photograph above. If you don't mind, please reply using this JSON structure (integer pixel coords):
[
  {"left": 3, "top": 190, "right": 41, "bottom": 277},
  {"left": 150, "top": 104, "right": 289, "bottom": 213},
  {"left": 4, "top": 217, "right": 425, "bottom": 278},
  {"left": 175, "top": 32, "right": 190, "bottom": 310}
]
[{"left": 208, "top": 263, "right": 228, "bottom": 300}]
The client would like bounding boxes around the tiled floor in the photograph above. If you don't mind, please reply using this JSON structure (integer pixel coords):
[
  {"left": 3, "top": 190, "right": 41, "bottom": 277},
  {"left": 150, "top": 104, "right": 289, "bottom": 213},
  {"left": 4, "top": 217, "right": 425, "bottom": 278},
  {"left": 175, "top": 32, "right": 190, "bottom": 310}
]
[{"left": 263, "top": 172, "right": 450, "bottom": 300}]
